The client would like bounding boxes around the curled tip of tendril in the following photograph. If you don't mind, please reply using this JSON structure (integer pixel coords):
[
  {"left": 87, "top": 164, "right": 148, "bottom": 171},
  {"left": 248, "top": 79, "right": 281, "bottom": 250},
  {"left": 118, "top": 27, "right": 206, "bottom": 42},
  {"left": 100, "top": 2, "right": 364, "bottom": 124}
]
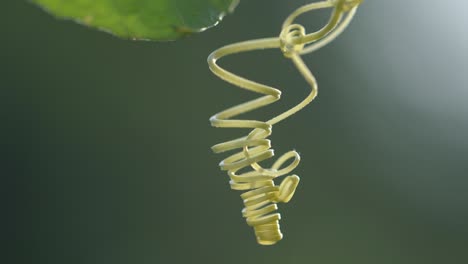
[{"left": 280, "top": 24, "right": 306, "bottom": 58}]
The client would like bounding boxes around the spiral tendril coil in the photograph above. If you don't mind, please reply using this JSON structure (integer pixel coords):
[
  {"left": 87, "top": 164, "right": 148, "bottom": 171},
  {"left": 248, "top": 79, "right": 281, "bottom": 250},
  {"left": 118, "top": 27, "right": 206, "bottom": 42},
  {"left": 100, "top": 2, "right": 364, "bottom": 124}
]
[{"left": 208, "top": 0, "right": 362, "bottom": 245}]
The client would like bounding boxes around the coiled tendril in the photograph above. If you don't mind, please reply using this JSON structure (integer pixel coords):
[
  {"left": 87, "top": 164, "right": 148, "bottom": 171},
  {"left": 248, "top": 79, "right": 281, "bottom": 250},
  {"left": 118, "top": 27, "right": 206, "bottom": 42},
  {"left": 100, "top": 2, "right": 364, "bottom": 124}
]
[{"left": 208, "top": 0, "right": 362, "bottom": 245}]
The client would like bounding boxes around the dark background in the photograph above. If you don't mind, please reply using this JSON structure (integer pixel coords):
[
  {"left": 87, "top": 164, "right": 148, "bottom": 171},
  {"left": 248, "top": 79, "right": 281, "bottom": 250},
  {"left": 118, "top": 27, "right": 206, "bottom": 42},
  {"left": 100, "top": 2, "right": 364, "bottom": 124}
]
[{"left": 2, "top": 1, "right": 468, "bottom": 263}]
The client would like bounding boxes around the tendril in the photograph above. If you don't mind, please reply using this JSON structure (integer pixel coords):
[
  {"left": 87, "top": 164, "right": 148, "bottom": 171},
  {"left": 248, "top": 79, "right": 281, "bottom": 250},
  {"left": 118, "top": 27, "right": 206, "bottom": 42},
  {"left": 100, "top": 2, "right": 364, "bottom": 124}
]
[{"left": 208, "top": 0, "right": 362, "bottom": 245}]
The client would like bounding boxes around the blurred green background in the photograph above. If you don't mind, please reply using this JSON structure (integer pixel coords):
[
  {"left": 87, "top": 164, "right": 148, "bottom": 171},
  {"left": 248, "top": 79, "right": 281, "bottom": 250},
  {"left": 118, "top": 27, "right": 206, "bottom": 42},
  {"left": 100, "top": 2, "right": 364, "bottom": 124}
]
[{"left": 2, "top": 1, "right": 468, "bottom": 263}]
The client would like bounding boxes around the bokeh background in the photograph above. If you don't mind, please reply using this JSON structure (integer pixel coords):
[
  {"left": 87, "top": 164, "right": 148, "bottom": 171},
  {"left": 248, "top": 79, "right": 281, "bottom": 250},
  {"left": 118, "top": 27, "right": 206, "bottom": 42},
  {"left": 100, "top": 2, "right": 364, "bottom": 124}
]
[{"left": 2, "top": 0, "right": 468, "bottom": 263}]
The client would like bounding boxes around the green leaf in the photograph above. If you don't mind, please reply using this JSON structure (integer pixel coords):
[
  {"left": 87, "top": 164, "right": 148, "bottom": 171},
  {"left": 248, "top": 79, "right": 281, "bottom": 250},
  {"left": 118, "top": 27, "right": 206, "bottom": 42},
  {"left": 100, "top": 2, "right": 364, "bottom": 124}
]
[{"left": 32, "top": 0, "right": 239, "bottom": 41}]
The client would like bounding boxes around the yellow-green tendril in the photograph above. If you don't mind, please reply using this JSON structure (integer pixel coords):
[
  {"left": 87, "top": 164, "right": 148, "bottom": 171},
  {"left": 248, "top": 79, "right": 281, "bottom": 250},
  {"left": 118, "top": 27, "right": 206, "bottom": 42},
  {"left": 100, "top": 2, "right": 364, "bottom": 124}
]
[{"left": 208, "top": 0, "right": 362, "bottom": 245}]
